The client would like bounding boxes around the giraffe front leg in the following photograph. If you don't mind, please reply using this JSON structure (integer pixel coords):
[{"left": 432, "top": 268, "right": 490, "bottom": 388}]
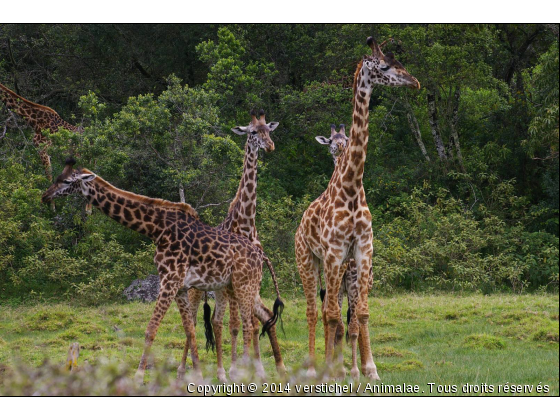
[
  {"left": 177, "top": 288, "right": 205, "bottom": 377},
  {"left": 213, "top": 290, "right": 228, "bottom": 383},
  {"left": 239, "top": 306, "right": 254, "bottom": 377},
  {"left": 175, "top": 287, "right": 203, "bottom": 380},
  {"left": 296, "top": 241, "right": 320, "bottom": 377},
  {"left": 346, "top": 262, "right": 360, "bottom": 380},
  {"left": 251, "top": 310, "right": 266, "bottom": 382},
  {"left": 136, "top": 274, "right": 181, "bottom": 383},
  {"left": 334, "top": 278, "right": 346, "bottom": 379},
  {"left": 227, "top": 291, "right": 240, "bottom": 378},
  {"left": 355, "top": 242, "right": 380, "bottom": 381},
  {"left": 323, "top": 252, "right": 344, "bottom": 377}
]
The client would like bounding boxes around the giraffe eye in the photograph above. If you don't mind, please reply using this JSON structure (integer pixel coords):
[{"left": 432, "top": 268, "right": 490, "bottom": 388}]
[
  {"left": 62, "top": 180, "right": 72, "bottom": 184},
  {"left": 251, "top": 131, "right": 257, "bottom": 135},
  {"left": 380, "top": 65, "right": 390, "bottom": 71}
]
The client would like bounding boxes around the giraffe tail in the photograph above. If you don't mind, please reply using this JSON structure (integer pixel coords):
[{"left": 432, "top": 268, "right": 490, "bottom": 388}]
[
  {"left": 346, "top": 306, "right": 351, "bottom": 344},
  {"left": 260, "top": 254, "right": 285, "bottom": 338},
  {"left": 319, "top": 263, "right": 326, "bottom": 302},
  {"left": 203, "top": 292, "right": 215, "bottom": 352}
]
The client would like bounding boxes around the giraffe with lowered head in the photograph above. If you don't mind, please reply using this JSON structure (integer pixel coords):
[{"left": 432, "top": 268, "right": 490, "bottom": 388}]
[
  {"left": 295, "top": 37, "right": 420, "bottom": 380},
  {"left": 184, "top": 109, "right": 286, "bottom": 380},
  {"left": 42, "top": 158, "right": 282, "bottom": 382}
]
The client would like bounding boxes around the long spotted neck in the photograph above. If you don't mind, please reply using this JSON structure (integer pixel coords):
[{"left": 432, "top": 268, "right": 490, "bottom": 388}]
[
  {"left": 83, "top": 174, "right": 196, "bottom": 242},
  {"left": 334, "top": 63, "right": 372, "bottom": 191},
  {"left": 0, "top": 82, "right": 81, "bottom": 133},
  {"left": 218, "top": 141, "right": 259, "bottom": 242}
]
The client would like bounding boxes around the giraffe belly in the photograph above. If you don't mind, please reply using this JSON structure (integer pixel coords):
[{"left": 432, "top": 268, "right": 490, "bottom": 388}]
[{"left": 183, "top": 266, "right": 231, "bottom": 291}]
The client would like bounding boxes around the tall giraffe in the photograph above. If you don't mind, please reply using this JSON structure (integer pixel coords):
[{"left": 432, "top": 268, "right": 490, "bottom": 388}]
[
  {"left": 0, "top": 82, "right": 83, "bottom": 182},
  {"left": 315, "top": 124, "right": 374, "bottom": 370},
  {"left": 295, "top": 37, "right": 420, "bottom": 380},
  {"left": 183, "top": 110, "right": 285, "bottom": 381},
  {"left": 42, "top": 159, "right": 281, "bottom": 382}
]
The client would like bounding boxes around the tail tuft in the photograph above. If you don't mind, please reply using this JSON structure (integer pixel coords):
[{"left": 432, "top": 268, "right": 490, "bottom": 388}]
[
  {"left": 319, "top": 288, "right": 326, "bottom": 303},
  {"left": 260, "top": 297, "right": 285, "bottom": 339}
]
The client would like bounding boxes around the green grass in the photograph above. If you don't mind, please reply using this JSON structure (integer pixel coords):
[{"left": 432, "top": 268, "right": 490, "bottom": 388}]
[{"left": 0, "top": 293, "right": 558, "bottom": 395}]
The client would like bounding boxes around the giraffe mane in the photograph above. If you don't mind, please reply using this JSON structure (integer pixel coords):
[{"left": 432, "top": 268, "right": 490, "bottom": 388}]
[
  {"left": 80, "top": 169, "right": 199, "bottom": 218},
  {"left": 0, "top": 82, "right": 59, "bottom": 116},
  {"left": 352, "top": 60, "right": 364, "bottom": 106}
]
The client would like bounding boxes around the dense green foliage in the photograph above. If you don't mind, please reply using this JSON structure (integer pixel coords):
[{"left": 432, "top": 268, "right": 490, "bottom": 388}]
[{"left": 0, "top": 24, "right": 558, "bottom": 303}]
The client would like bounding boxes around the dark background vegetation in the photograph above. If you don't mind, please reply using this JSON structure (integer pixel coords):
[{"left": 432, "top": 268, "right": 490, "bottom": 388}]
[{"left": 0, "top": 24, "right": 558, "bottom": 304}]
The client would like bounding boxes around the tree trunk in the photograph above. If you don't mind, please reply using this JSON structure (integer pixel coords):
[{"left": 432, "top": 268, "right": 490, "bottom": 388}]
[
  {"left": 449, "top": 87, "right": 466, "bottom": 172},
  {"left": 404, "top": 101, "right": 431, "bottom": 162},
  {"left": 427, "top": 92, "right": 448, "bottom": 161},
  {"left": 179, "top": 185, "right": 185, "bottom": 203}
]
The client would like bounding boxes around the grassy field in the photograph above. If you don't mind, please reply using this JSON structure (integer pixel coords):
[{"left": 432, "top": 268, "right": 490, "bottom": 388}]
[{"left": 0, "top": 293, "right": 558, "bottom": 395}]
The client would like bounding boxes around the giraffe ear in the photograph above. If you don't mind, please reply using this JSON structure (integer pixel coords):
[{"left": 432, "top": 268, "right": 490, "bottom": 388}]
[
  {"left": 231, "top": 126, "right": 248, "bottom": 135},
  {"left": 78, "top": 173, "right": 96, "bottom": 183},
  {"left": 315, "top": 136, "right": 331, "bottom": 145},
  {"left": 267, "top": 122, "right": 280, "bottom": 132}
]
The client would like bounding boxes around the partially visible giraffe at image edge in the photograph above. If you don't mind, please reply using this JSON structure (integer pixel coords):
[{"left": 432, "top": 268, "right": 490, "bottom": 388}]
[{"left": 0, "top": 82, "right": 83, "bottom": 182}]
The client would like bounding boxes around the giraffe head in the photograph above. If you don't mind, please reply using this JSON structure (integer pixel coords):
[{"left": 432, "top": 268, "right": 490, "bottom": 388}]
[
  {"left": 41, "top": 158, "right": 96, "bottom": 203},
  {"left": 362, "top": 36, "right": 420, "bottom": 90},
  {"left": 231, "top": 109, "right": 279, "bottom": 152},
  {"left": 315, "top": 124, "right": 349, "bottom": 163}
]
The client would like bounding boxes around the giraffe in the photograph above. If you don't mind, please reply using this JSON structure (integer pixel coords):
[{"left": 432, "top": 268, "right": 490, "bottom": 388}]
[
  {"left": 182, "top": 109, "right": 286, "bottom": 380},
  {"left": 41, "top": 158, "right": 282, "bottom": 382},
  {"left": 295, "top": 37, "right": 420, "bottom": 380},
  {"left": 315, "top": 124, "right": 374, "bottom": 368},
  {"left": 0, "top": 82, "right": 83, "bottom": 183}
]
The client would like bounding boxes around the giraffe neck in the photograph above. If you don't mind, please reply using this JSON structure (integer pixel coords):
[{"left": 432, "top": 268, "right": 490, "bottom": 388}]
[
  {"left": 333, "top": 63, "right": 372, "bottom": 191},
  {"left": 0, "top": 82, "right": 81, "bottom": 133},
  {"left": 82, "top": 171, "right": 197, "bottom": 242},
  {"left": 219, "top": 142, "right": 259, "bottom": 240}
]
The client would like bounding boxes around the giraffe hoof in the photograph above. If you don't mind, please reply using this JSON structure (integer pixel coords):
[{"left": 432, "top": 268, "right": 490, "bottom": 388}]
[
  {"left": 177, "top": 366, "right": 187, "bottom": 380},
  {"left": 229, "top": 366, "right": 239, "bottom": 382},
  {"left": 217, "top": 368, "right": 227, "bottom": 383},
  {"left": 363, "top": 364, "right": 380, "bottom": 381},
  {"left": 276, "top": 363, "right": 287, "bottom": 377},
  {"left": 350, "top": 367, "right": 360, "bottom": 381},
  {"left": 134, "top": 370, "right": 145, "bottom": 385},
  {"left": 306, "top": 367, "right": 317, "bottom": 378}
]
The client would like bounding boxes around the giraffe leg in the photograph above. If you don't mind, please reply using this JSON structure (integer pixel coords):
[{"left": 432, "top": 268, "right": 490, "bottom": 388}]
[
  {"left": 227, "top": 290, "right": 241, "bottom": 379},
  {"left": 323, "top": 252, "right": 344, "bottom": 376},
  {"left": 231, "top": 268, "right": 258, "bottom": 379},
  {"left": 136, "top": 273, "right": 182, "bottom": 383},
  {"left": 177, "top": 288, "right": 204, "bottom": 376},
  {"left": 34, "top": 134, "right": 53, "bottom": 183},
  {"left": 295, "top": 235, "right": 320, "bottom": 377},
  {"left": 346, "top": 262, "right": 361, "bottom": 380},
  {"left": 334, "top": 278, "right": 346, "bottom": 378},
  {"left": 251, "top": 308, "right": 266, "bottom": 381},
  {"left": 253, "top": 297, "right": 286, "bottom": 376},
  {"left": 354, "top": 240, "right": 380, "bottom": 381},
  {"left": 175, "top": 287, "right": 202, "bottom": 381},
  {"left": 213, "top": 290, "right": 228, "bottom": 382}
]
